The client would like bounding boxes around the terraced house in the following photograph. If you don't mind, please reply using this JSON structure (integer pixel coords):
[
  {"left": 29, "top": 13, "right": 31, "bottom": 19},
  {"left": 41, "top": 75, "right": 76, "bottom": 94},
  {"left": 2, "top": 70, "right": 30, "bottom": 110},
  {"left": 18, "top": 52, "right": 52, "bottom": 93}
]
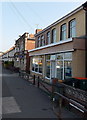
[
  {"left": 2, "top": 46, "right": 15, "bottom": 62},
  {"left": 29, "top": 2, "right": 87, "bottom": 83},
  {"left": 14, "top": 32, "right": 35, "bottom": 72}
]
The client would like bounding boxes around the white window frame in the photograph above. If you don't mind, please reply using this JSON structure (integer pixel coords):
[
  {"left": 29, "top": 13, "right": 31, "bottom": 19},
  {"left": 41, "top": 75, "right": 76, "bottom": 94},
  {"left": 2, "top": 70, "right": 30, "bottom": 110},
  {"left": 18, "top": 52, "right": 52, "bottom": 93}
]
[
  {"left": 52, "top": 28, "right": 56, "bottom": 43},
  {"left": 47, "top": 31, "right": 50, "bottom": 44},
  {"left": 41, "top": 35, "right": 45, "bottom": 46},
  {"left": 32, "top": 56, "right": 43, "bottom": 74},
  {"left": 38, "top": 37, "right": 41, "bottom": 47},
  {"left": 61, "top": 24, "right": 67, "bottom": 40},
  {"left": 69, "top": 19, "right": 76, "bottom": 38}
]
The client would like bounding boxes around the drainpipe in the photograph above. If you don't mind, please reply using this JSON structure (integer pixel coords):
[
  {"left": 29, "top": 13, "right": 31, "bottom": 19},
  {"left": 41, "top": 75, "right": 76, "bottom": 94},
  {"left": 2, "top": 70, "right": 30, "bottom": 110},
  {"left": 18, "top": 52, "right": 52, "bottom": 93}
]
[
  {"left": 86, "top": 11, "right": 87, "bottom": 78},
  {"left": 83, "top": 3, "right": 87, "bottom": 77}
]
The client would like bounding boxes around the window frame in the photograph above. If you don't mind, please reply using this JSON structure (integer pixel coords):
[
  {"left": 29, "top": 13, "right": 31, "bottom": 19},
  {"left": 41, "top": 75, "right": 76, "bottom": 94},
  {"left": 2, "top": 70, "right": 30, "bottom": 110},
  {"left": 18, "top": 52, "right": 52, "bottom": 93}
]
[
  {"left": 68, "top": 19, "right": 76, "bottom": 38},
  {"left": 60, "top": 23, "right": 67, "bottom": 41},
  {"left": 47, "top": 31, "right": 50, "bottom": 45},
  {"left": 37, "top": 36, "right": 41, "bottom": 47},
  {"left": 41, "top": 35, "right": 45, "bottom": 46},
  {"left": 51, "top": 28, "right": 56, "bottom": 43},
  {"left": 32, "top": 56, "right": 43, "bottom": 74}
]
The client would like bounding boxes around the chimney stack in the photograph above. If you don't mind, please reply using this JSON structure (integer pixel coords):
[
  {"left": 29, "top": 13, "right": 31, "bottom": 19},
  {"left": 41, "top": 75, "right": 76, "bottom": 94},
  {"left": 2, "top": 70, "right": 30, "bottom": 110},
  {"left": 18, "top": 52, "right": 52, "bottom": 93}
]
[
  {"left": 29, "top": 34, "right": 35, "bottom": 38},
  {"left": 35, "top": 29, "right": 42, "bottom": 34}
]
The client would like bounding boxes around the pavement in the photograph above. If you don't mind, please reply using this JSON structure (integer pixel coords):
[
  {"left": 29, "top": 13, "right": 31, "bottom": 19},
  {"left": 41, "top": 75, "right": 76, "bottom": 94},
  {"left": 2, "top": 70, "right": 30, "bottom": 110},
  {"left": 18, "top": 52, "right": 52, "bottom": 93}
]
[{"left": 2, "top": 67, "right": 57, "bottom": 119}]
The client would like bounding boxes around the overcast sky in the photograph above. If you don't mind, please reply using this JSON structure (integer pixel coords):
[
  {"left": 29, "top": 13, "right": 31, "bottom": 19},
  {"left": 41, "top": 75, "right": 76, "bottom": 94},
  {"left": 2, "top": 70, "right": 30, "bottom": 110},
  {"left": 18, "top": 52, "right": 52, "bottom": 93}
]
[{"left": 0, "top": 0, "right": 86, "bottom": 52}]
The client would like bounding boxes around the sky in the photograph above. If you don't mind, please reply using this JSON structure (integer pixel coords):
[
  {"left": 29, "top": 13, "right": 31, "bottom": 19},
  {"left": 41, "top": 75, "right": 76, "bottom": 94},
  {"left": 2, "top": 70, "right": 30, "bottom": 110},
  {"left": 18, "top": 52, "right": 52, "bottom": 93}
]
[{"left": 0, "top": 0, "right": 87, "bottom": 52}]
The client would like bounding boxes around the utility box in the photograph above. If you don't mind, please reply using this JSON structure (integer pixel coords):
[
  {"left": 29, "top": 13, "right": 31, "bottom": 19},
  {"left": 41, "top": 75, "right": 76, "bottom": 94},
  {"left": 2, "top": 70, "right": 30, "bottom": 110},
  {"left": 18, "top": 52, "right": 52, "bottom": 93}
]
[
  {"left": 75, "top": 77, "right": 87, "bottom": 91},
  {"left": 64, "top": 78, "right": 79, "bottom": 88}
]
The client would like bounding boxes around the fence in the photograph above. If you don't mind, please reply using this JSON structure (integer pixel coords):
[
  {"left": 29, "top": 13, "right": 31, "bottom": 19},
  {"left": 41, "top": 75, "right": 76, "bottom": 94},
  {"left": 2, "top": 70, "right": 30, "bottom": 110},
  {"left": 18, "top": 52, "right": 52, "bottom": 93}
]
[{"left": 19, "top": 70, "right": 87, "bottom": 118}]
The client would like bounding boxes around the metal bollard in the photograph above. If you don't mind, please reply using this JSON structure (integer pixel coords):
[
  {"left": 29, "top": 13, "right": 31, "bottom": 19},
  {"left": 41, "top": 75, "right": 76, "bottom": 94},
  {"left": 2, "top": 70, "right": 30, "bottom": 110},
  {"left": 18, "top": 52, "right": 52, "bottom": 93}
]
[
  {"left": 28, "top": 74, "right": 29, "bottom": 81},
  {"left": 33, "top": 75, "right": 35, "bottom": 85},
  {"left": 37, "top": 76, "right": 39, "bottom": 88}
]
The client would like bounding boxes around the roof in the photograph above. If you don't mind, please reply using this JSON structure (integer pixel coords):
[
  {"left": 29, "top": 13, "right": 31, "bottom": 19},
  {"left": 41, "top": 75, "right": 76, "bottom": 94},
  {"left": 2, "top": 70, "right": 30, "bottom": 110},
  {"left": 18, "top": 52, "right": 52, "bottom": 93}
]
[
  {"left": 35, "top": 2, "right": 85, "bottom": 37},
  {"left": 2, "top": 46, "right": 15, "bottom": 55}
]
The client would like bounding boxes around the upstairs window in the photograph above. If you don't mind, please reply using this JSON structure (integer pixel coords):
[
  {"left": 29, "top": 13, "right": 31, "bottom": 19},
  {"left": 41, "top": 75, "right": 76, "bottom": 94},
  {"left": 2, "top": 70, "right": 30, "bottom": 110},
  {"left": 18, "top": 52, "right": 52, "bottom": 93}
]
[
  {"left": 61, "top": 24, "right": 67, "bottom": 40},
  {"left": 38, "top": 37, "right": 41, "bottom": 47},
  {"left": 52, "top": 28, "right": 56, "bottom": 43},
  {"left": 47, "top": 32, "right": 50, "bottom": 44},
  {"left": 69, "top": 19, "right": 76, "bottom": 38},
  {"left": 41, "top": 35, "right": 45, "bottom": 46}
]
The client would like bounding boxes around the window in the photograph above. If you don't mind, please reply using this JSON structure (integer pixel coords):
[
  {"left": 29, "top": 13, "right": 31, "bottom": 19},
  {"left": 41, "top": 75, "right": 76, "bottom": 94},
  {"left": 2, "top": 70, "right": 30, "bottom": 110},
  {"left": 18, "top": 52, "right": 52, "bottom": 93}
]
[
  {"left": 20, "top": 41, "right": 24, "bottom": 51},
  {"left": 32, "top": 57, "right": 39, "bottom": 72},
  {"left": 56, "top": 53, "right": 72, "bottom": 80},
  {"left": 61, "top": 24, "right": 67, "bottom": 40},
  {"left": 69, "top": 19, "right": 76, "bottom": 38},
  {"left": 64, "top": 61, "right": 72, "bottom": 79},
  {"left": 46, "top": 55, "right": 51, "bottom": 78},
  {"left": 46, "top": 54, "right": 56, "bottom": 79},
  {"left": 45, "top": 53, "right": 72, "bottom": 80},
  {"left": 56, "top": 54, "right": 63, "bottom": 80},
  {"left": 38, "top": 37, "right": 41, "bottom": 47},
  {"left": 47, "top": 32, "right": 50, "bottom": 44},
  {"left": 52, "top": 28, "right": 56, "bottom": 43},
  {"left": 64, "top": 53, "right": 72, "bottom": 79},
  {"left": 41, "top": 35, "right": 45, "bottom": 46},
  {"left": 32, "top": 56, "right": 43, "bottom": 73},
  {"left": 38, "top": 57, "right": 43, "bottom": 73}
]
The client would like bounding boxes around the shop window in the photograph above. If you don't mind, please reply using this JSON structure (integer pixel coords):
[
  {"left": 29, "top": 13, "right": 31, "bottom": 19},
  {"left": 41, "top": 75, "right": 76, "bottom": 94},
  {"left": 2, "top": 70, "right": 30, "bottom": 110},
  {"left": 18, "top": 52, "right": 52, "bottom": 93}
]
[
  {"left": 56, "top": 53, "right": 72, "bottom": 80},
  {"left": 61, "top": 24, "right": 67, "bottom": 40},
  {"left": 64, "top": 61, "right": 72, "bottom": 79},
  {"left": 46, "top": 61, "right": 51, "bottom": 78},
  {"left": 32, "top": 56, "right": 43, "bottom": 73},
  {"left": 46, "top": 55, "right": 51, "bottom": 78},
  {"left": 45, "top": 53, "right": 72, "bottom": 80},
  {"left": 38, "top": 57, "right": 43, "bottom": 73},
  {"left": 69, "top": 19, "right": 76, "bottom": 38},
  {"left": 56, "top": 61, "right": 63, "bottom": 80},
  {"left": 64, "top": 53, "right": 72, "bottom": 59},
  {"left": 46, "top": 55, "right": 50, "bottom": 60},
  {"left": 64, "top": 53, "right": 72, "bottom": 79},
  {"left": 56, "top": 54, "right": 63, "bottom": 80},
  {"left": 56, "top": 54, "right": 63, "bottom": 60}
]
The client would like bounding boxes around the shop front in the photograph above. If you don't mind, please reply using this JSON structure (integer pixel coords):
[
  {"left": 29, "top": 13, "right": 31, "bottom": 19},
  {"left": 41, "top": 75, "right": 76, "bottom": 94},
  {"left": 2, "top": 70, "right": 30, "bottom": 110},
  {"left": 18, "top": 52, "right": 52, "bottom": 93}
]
[
  {"left": 29, "top": 37, "right": 86, "bottom": 83},
  {"left": 31, "top": 52, "right": 72, "bottom": 82}
]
